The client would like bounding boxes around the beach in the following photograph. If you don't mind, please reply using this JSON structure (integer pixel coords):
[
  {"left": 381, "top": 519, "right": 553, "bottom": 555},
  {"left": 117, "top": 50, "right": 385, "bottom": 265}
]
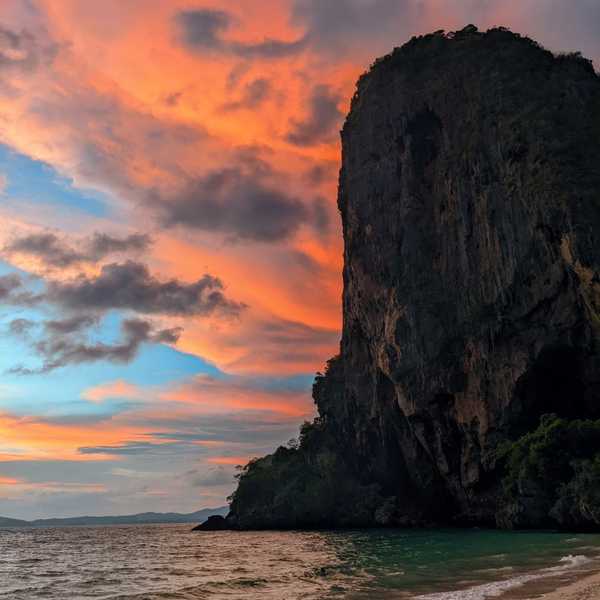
[
  {"left": 497, "top": 566, "right": 600, "bottom": 600},
  {"left": 536, "top": 570, "right": 600, "bottom": 600}
]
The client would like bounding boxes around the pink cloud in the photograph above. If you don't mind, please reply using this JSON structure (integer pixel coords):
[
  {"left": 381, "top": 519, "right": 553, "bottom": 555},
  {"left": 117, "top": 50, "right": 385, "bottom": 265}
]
[{"left": 82, "top": 380, "right": 146, "bottom": 403}]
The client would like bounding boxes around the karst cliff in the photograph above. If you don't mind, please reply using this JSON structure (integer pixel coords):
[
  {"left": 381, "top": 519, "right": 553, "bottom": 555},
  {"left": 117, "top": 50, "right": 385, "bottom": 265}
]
[{"left": 226, "top": 26, "right": 600, "bottom": 531}]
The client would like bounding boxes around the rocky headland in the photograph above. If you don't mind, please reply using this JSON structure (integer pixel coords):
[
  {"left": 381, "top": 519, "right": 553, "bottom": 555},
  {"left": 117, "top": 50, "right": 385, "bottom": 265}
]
[{"left": 223, "top": 26, "right": 600, "bottom": 531}]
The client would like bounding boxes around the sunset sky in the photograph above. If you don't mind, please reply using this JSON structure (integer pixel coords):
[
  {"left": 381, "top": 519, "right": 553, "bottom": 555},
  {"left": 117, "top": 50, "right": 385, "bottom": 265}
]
[{"left": 0, "top": 0, "right": 598, "bottom": 519}]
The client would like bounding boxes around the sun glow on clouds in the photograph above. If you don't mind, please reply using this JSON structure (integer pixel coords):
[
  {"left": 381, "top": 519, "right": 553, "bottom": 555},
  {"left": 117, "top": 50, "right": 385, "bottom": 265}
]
[
  {"left": 82, "top": 380, "right": 145, "bottom": 403},
  {"left": 161, "top": 374, "right": 314, "bottom": 418},
  {"left": 0, "top": 480, "right": 107, "bottom": 493},
  {"left": 0, "top": 0, "right": 597, "bottom": 518},
  {"left": 207, "top": 456, "right": 251, "bottom": 466},
  {"left": 0, "top": 476, "right": 20, "bottom": 485}
]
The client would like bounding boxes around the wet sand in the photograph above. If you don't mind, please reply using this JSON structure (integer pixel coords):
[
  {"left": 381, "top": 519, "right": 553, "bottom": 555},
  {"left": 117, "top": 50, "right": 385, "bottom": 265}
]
[
  {"left": 499, "top": 568, "right": 600, "bottom": 600},
  {"left": 536, "top": 570, "right": 600, "bottom": 600}
]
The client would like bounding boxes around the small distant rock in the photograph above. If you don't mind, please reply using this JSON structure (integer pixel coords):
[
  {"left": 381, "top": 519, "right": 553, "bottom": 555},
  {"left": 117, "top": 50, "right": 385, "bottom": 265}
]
[{"left": 192, "top": 515, "right": 229, "bottom": 531}]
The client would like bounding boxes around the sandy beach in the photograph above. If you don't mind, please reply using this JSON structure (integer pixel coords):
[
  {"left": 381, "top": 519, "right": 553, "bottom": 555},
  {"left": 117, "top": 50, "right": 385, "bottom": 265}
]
[
  {"left": 501, "top": 568, "right": 600, "bottom": 600},
  {"left": 536, "top": 570, "right": 600, "bottom": 600}
]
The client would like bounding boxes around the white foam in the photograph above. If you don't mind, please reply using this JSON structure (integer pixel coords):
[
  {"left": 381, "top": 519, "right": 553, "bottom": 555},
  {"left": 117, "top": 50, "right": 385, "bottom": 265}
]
[{"left": 415, "top": 554, "right": 592, "bottom": 600}]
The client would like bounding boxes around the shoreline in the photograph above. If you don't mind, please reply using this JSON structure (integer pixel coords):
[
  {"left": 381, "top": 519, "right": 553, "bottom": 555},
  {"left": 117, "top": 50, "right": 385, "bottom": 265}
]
[
  {"left": 413, "top": 554, "right": 600, "bottom": 600},
  {"left": 495, "top": 564, "right": 600, "bottom": 600}
]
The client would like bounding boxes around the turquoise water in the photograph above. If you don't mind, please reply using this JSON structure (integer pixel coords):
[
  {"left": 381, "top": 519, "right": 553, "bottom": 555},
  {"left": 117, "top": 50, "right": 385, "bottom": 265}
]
[
  {"left": 326, "top": 529, "right": 600, "bottom": 597},
  {"left": 1, "top": 525, "right": 599, "bottom": 599}
]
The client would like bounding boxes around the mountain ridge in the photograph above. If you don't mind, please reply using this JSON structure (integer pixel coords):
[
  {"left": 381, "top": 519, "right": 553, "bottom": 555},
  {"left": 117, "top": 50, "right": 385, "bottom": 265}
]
[{"left": 0, "top": 506, "right": 227, "bottom": 528}]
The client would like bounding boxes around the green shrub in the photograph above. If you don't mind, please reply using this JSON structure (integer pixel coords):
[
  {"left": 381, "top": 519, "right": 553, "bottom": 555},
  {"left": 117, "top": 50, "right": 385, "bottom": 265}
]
[{"left": 497, "top": 414, "right": 600, "bottom": 529}]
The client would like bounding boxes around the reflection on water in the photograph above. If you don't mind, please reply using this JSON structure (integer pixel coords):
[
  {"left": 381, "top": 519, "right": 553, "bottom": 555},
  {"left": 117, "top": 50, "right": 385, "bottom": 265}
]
[{"left": 1, "top": 524, "right": 599, "bottom": 599}]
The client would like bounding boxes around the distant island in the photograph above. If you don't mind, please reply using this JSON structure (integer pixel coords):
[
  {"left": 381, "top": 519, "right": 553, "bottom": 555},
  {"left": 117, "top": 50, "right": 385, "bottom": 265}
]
[{"left": 0, "top": 506, "right": 227, "bottom": 528}]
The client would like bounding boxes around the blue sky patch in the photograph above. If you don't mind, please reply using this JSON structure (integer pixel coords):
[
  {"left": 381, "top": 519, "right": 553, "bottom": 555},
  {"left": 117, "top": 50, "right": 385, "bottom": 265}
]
[{"left": 0, "top": 143, "right": 111, "bottom": 218}]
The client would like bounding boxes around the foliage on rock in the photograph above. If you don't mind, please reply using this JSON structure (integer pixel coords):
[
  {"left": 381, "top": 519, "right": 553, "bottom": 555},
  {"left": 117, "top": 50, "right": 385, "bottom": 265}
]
[
  {"left": 227, "top": 418, "right": 394, "bottom": 529},
  {"left": 497, "top": 415, "right": 600, "bottom": 530}
]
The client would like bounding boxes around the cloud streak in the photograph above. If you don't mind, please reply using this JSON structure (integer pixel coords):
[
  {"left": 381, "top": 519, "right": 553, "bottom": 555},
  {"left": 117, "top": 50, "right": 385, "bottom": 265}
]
[
  {"left": 158, "top": 166, "right": 328, "bottom": 242},
  {"left": 220, "top": 78, "right": 271, "bottom": 112},
  {"left": 5, "top": 231, "right": 152, "bottom": 268},
  {"left": 286, "top": 84, "right": 343, "bottom": 147},
  {"left": 0, "top": 273, "right": 23, "bottom": 299},
  {"left": 0, "top": 25, "right": 58, "bottom": 73},
  {"left": 46, "top": 261, "right": 244, "bottom": 317},
  {"left": 0, "top": 273, "right": 40, "bottom": 306},
  {"left": 176, "top": 9, "right": 308, "bottom": 58},
  {"left": 10, "top": 318, "right": 181, "bottom": 375}
]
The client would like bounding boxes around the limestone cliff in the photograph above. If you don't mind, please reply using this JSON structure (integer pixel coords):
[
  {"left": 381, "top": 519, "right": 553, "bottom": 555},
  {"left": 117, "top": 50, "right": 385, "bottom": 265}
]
[{"left": 228, "top": 26, "right": 600, "bottom": 529}]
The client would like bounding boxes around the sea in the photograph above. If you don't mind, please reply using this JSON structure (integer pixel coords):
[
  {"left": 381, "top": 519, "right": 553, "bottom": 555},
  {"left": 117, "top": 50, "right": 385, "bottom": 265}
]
[{"left": 1, "top": 524, "right": 600, "bottom": 599}]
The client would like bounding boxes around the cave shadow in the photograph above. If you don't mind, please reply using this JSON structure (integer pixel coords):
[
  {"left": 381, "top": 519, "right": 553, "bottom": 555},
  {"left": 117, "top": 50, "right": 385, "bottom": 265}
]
[{"left": 510, "top": 345, "right": 588, "bottom": 436}]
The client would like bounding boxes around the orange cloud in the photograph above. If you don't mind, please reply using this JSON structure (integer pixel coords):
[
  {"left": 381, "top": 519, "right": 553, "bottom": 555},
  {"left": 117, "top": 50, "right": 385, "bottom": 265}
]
[
  {"left": 0, "top": 412, "right": 148, "bottom": 461},
  {"left": 82, "top": 380, "right": 146, "bottom": 403},
  {"left": 161, "top": 374, "right": 314, "bottom": 418},
  {"left": 0, "top": 476, "right": 21, "bottom": 485},
  {"left": 207, "top": 456, "right": 251, "bottom": 465},
  {"left": 0, "top": 0, "right": 344, "bottom": 378}
]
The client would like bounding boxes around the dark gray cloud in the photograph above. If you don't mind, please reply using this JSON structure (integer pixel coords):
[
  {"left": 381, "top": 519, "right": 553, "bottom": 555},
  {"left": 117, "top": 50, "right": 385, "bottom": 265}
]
[
  {"left": 133, "top": 407, "right": 306, "bottom": 446},
  {"left": 312, "top": 196, "right": 330, "bottom": 236},
  {"left": 226, "top": 62, "right": 250, "bottom": 90},
  {"left": 286, "top": 85, "right": 343, "bottom": 147},
  {"left": 6, "top": 233, "right": 80, "bottom": 267},
  {"left": 291, "top": 0, "right": 415, "bottom": 56},
  {"left": 0, "top": 273, "right": 23, "bottom": 299},
  {"left": 159, "top": 167, "right": 327, "bottom": 242},
  {"left": 1, "top": 259, "right": 243, "bottom": 374},
  {"left": 87, "top": 232, "right": 150, "bottom": 258},
  {"left": 221, "top": 78, "right": 271, "bottom": 112},
  {"left": 303, "top": 162, "right": 335, "bottom": 186},
  {"left": 1, "top": 260, "right": 244, "bottom": 375},
  {"left": 4, "top": 231, "right": 152, "bottom": 268},
  {"left": 515, "top": 0, "right": 600, "bottom": 66},
  {"left": 8, "top": 318, "right": 35, "bottom": 336},
  {"left": 0, "top": 273, "right": 39, "bottom": 306},
  {"left": 0, "top": 26, "right": 58, "bottom": 72},
  {"left": 46, "top": 261, "right": 244, "bottom": 316},
  {"left": 78, "top": 437, "right": 214, "bottom": 457},
  {"left": 44, "top": 315, "right": 98, "bottom": 335},
  {"left": 10, "top": 318, "right": 181, "bottom": 375},
  {"left": 164, "top": 90, "right": 183, "bottom": 107},
  {"left": 176, "top": 8, "right": 229, "bottom": 49},
  {"left": 292, "top": 0, "right": 600, "bottom": 64},
  {"left": 176, "top": 9, "right": 307, "bottom": 58}
]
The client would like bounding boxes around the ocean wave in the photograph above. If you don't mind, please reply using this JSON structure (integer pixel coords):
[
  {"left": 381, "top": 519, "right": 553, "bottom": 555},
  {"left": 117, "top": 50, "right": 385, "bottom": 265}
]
[{"left": 414, "top": 554, "right": 592, "bottom": 600}]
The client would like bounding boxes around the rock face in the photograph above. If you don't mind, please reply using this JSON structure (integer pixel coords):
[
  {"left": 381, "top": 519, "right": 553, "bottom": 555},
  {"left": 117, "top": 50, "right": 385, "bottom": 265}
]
[
  {"left": 192, "top": 515, "right": 230, "bottom": 531},
  {"left": 228, "top": 26, "right": 600, "bottom": 529}
]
